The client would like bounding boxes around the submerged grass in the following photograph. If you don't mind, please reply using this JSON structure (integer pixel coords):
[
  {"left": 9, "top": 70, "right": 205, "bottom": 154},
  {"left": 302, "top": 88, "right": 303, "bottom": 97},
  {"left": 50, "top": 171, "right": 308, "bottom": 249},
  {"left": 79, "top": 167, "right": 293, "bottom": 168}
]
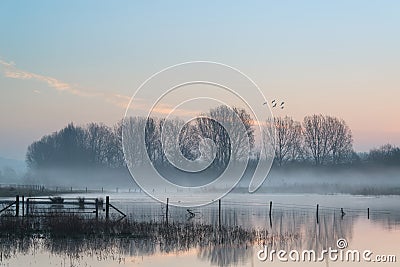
[{"left": 0, "top": 213, "right": 272, "bottom": 247}]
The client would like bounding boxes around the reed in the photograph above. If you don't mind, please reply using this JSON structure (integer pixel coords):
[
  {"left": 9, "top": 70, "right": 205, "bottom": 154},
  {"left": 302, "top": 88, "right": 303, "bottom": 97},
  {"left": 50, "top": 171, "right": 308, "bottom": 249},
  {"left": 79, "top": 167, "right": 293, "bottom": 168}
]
[{"left": 0, "top": 213, "right": 271, "bottom": 246}]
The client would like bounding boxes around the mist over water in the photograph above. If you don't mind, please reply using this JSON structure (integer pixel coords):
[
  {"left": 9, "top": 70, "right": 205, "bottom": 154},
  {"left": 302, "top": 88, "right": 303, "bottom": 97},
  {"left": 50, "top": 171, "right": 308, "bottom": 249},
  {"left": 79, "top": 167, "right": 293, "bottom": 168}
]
[{"left": 15, "top": 163, "right": 400, "bottom": 197}]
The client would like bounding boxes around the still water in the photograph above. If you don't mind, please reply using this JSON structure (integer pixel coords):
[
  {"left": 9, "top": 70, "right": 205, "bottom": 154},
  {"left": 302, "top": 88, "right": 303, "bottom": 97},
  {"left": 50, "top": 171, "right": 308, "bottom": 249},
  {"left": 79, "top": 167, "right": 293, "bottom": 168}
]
[{"left": 1, "top": 193, "right": 399, "bottom": 266}]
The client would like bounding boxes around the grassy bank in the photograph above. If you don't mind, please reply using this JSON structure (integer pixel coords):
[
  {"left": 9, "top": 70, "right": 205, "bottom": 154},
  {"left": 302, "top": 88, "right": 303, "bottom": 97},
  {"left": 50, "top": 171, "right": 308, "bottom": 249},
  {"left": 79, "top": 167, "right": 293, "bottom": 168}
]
[{"left": 0, "top": 186, "right": 92, "bottom": 198}]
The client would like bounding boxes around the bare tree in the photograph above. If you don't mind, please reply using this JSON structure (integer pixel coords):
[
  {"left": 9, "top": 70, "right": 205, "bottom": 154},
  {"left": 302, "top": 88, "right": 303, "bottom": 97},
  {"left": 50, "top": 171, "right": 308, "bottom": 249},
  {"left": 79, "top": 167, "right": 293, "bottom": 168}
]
[
  {"left": 122, "top": 117, "right": 148, "bottom": 168},
  {"left": 266, "top": 116, "right": 303, "bottom": 166},
  {"left": 197, "top": 106, "right": 255, "bottom": 167},
  {"left": 178, "top": 121, "right": 202, "bottom": 161},
  {"left": 196, "top": 116, "right": 230, "bottom": 168},
  {"left": 368, "top": 144, "right": 400, "bottom": 165},
  {"left": 160, "top": 117, "right": 186, "bottom": 166},
  {"left": 303, "top": 114, "right": 353, "bottom": 165},
  {"left": 303, "top": 115, "right": 328, "bottom": 165},
  {"left": 112, "top": 120, "right": 125, "bottom": 168},
  {"left": 231, "top": 107, "right": 255, "bottom": 161},
  {"left": 327, "top": 117, "right": 353, "bottom": 164},
  {"left": 86, "top": 123, "right": 114, "bottom": 166}
]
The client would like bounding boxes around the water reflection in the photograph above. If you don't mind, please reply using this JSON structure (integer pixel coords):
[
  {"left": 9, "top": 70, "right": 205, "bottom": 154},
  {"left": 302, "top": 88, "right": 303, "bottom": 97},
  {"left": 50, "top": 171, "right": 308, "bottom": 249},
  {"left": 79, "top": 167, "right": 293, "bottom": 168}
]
[
  {"left": 198, "top": 244, "right": 253, "bottom": 267},
  {"left": 4, "top": 205, "right": 397, "bottom": 267},
  {"left": 0, "top": 195, "right": 400, "bottom": 266}
]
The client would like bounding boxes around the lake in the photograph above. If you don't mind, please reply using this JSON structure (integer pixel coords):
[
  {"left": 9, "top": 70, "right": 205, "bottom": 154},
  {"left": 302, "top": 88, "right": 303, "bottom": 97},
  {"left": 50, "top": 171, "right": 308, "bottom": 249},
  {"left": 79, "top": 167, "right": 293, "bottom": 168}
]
[{"left": 1, "top": 193, "right": 399, "bottom": 266}]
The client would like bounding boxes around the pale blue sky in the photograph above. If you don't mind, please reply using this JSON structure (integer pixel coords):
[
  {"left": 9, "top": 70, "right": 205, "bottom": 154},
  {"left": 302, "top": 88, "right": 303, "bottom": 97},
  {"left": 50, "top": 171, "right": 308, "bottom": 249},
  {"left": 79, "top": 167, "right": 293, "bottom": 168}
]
[{"left": 1, "top": 1, "right": 400, "bottom": 159}]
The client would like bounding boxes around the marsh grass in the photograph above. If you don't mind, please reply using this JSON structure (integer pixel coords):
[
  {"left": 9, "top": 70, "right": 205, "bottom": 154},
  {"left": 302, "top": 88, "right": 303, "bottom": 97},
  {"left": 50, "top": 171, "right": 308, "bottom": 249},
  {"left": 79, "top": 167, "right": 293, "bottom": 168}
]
[
  {"left": 0, "top": 214, "right": 301, "bottom": 267},
  {"left": 0, "top": 213, "right": 272, "bottom": 248}
]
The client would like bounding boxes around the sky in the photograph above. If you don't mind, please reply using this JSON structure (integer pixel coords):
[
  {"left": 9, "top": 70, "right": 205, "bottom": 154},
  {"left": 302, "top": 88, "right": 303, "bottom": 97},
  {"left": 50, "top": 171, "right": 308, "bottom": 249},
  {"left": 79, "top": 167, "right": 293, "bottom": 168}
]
[{"left": 0, "top": 1, "right": 399, "bottom": 160}]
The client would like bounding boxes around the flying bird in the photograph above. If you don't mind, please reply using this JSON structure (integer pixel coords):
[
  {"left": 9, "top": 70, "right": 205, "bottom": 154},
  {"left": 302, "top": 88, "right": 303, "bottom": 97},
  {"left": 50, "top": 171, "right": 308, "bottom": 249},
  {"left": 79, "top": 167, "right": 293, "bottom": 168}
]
[{"left": 264, "top": 99, "right": 285, "bottom": 109}]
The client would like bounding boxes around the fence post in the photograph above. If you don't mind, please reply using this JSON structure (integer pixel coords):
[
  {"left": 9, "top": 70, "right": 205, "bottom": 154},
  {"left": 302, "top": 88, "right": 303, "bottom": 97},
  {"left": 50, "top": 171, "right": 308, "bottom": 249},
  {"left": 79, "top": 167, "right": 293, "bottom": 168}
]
[
  {"left": 15, "top": 195, "right": 19, "bottom": 217},
  {"left": 316, "top": 204, "right": 319, "bottom": 224},
  {"left": 269, "top": 201, "right": 273, "bottom": 227},
  {"left": 166, "top": 197, "right": 169, "bottom": 224},
  {"left": 269, "top": 201, "right": 273, "bottom": 217},
  {"left": 95, "top": 198, "right": 99, "bottom": 219},
  {"left": 26, "top": 198, "right": 30, "bottom": 216},
  {"left": 22, "top": 196, "right": 25, "bottom": 217},
  {"left": 218, "top": 199, "right": 221, "bottom": 230},
  {"left": 105, "top": 196, "right": 110, "bottom": 220},
  {"left": 367, "top": 208, "right": 370, "bottom": 219}
]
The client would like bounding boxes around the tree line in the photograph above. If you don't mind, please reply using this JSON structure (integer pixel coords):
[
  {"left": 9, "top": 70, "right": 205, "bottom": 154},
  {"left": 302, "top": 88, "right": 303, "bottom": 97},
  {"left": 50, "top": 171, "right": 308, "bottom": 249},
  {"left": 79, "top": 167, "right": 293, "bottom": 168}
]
[
  {"left": 266, "top": 115, "right": 400, "bottom": 167},
  {"left": 26, "top": 122, "right": 125, "bottom": 169},
  {"left": 265, "top": 115, "right": 354, "bottom": 166},
  {"left": 26, "top": 106, "right": 400, "bottom": 170}
]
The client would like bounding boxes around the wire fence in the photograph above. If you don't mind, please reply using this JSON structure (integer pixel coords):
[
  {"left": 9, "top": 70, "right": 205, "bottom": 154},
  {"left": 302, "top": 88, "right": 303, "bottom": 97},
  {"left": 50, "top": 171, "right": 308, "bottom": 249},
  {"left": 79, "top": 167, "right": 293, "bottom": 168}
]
[{"left": 1, "top": 187, "right": 399, "bottom": 230}]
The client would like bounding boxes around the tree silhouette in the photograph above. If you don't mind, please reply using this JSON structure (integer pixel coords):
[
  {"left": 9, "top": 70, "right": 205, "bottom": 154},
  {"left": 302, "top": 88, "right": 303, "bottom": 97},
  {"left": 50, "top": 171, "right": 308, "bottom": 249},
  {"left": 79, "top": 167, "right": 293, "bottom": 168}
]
[
  {"left": 266, "top": 116, "right": 303, "bottom": 166},
  {"left": 302, "top": 114, "right": 353, "bottom": 165},
  {"left": 27, "top": 112, "right": 400, "bottom": 172}
]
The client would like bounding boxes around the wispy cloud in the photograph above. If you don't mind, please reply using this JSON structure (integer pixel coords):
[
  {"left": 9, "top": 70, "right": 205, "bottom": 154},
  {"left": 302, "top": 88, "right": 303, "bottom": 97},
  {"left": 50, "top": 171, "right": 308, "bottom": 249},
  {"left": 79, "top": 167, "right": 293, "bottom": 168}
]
[
  {"left": 151, "top": 103, "right": 201, "bottom": 117},
  {"left": 1, "top": 59, "right": 73, "bottom": 92},
  {"left": 0, "top": 58, "right": 128, "bottom": 107},
  {"left": 0, "top": 58, "right": 202, "bottom": 118}
]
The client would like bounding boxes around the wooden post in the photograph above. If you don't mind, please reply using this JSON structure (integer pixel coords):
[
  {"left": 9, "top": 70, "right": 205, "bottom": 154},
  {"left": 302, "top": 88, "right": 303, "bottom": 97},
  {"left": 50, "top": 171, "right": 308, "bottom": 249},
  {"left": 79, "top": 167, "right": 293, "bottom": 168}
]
[
  {"left": 269, "top": 201, "right": 273, "bottom": 227},
  {"left": 269, "top": 201, "right": 273, "bottom": 217},
  {"left": 316, "top": 204, "right": 319, "bottom": 224},
  {"left": 218, "top": 199, "right": 221, "bottom": 229},
  {"left": 105, "top": 196, "right": 110, "bottom": 220},
  {"left": 15, "top": 195, "right": 19, "bottom": 217},
  {"left": 95, "top": 198, "right": 99, "bottom": 219},
  {"left": 367, "top": 208, "right": 370, "bottom": 219},
  {"left": 269, "top": 214, "right": 273, "bottom": 228},
  {"left": 22, "top": 196, "right": 25, "bottom": 217},
  {"left": 166, "top": 198, "right": 169, "bottom": 224},
  {"left": 26, "top": 198, "right": 29, "bottom": 216}
]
